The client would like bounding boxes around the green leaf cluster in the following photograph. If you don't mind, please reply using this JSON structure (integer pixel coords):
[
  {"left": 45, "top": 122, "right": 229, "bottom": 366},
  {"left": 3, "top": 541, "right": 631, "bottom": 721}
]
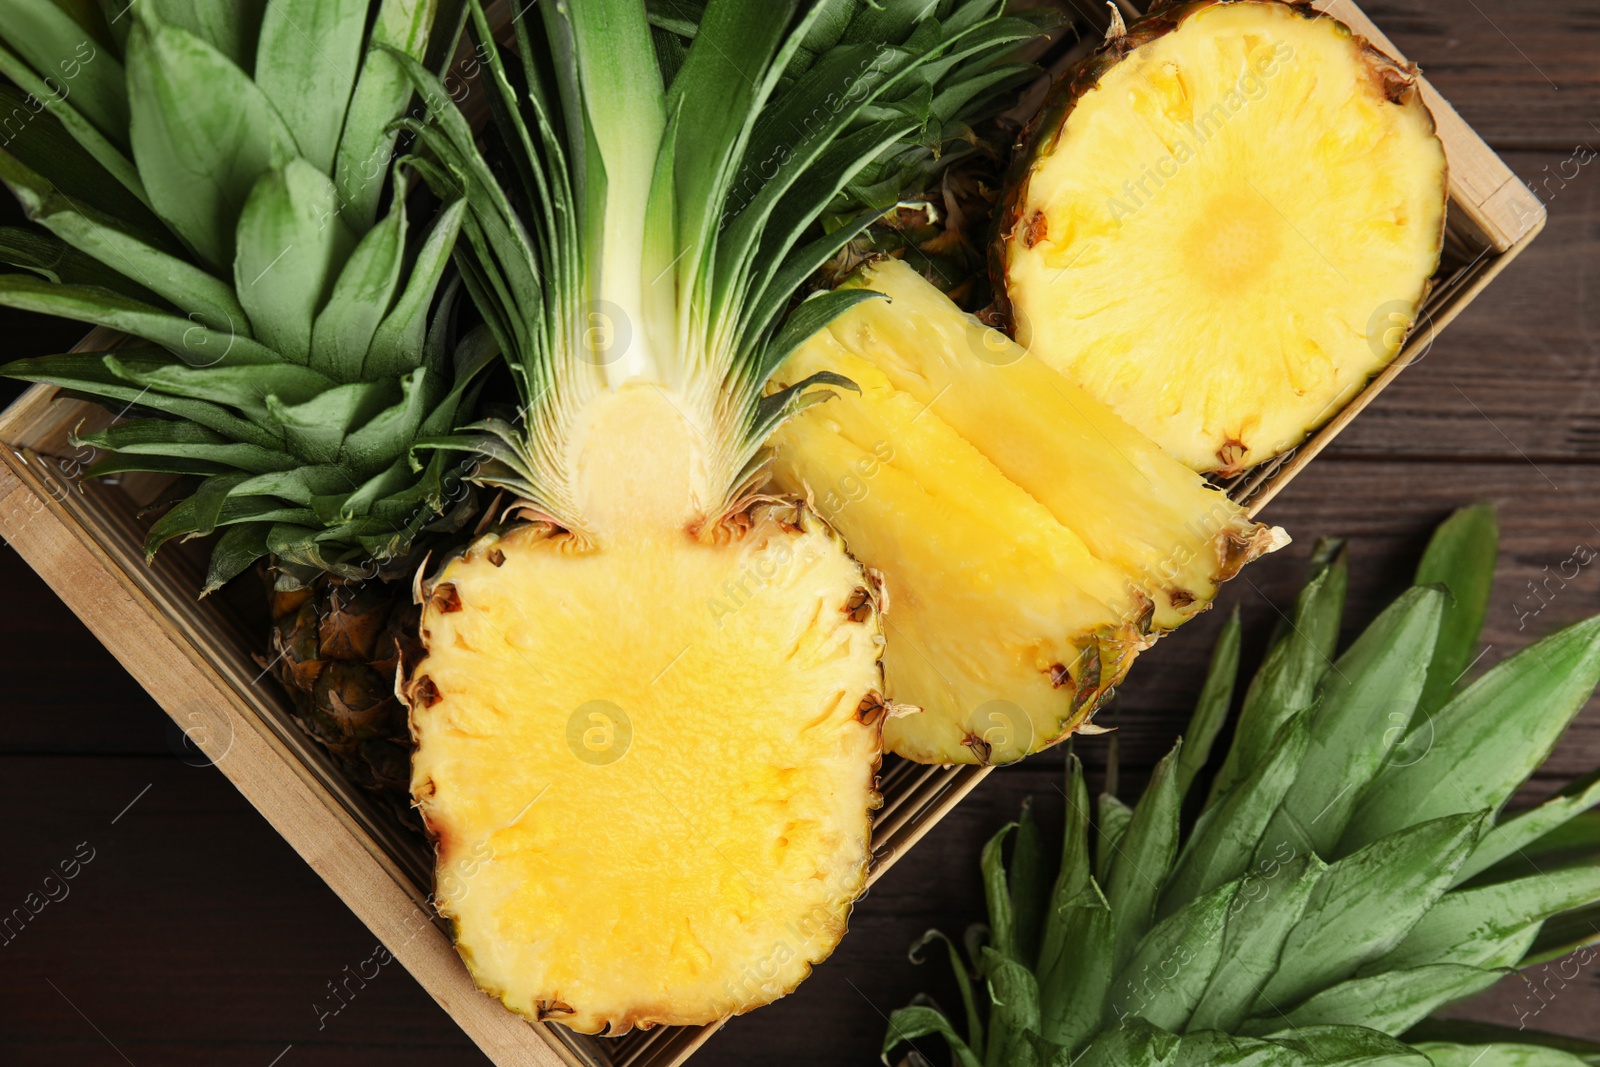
[
  {"left": 389, "top": 0, "right": 1057, "bottom": 530},
  {"left": 885, "top": 506, "right": 1600, "bottom": 1067},
  {"left": 0, "top": 0, "right": 491, "bottom": 587}
]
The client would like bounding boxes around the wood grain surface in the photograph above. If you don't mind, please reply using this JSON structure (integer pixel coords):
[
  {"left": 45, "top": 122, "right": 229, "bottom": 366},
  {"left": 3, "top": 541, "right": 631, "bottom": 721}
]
[{"left": 2, "top": 1, "right": 1597, "bottom": 1063}]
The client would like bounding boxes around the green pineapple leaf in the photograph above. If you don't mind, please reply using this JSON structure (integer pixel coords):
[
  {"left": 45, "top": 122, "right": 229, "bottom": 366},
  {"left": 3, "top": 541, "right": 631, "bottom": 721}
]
[
  {"left": 0, "top": 0, "right": 129, "bottom": 143},
  {"left": 308, "top": 193, "right": 407, "bottom": 380},
  {"left": 1072, "top": 1015, "right": 1179, "bottom": 1067},
  {"left": 1208, "top": 540, "right": 1347, "bottom": 805},
  {"left": 202, "top": 520, "right": 273, "bottom": 593},
  {"left": 1162, "top": 713, "right": 1310, "bottom": 916},
  {"left": 1414, "top": 503, "right": 1499, "bottom": 712},
  {"left": 0, "top": 84, "right": 161, "bottom": 233},
  {"left": 1108, "top": 877, "right": 1237, "bottom": 1032},
  {"left": 125, "top": 15, "right": 299, "bottom": 268},
  {"left": 882, "top": 1003, "right": 982, "bottom": 1067},
  {"left": 253, "top": 0, "right": 368, "bottom": 174},
  {"left": 1271, "top": 586, "right": 1445, "bottom": 860},
  {"left": 76, "top": 418, "right": 296, "bottom": 473},
  {"left": 982, "top": 818, "right": 1019, "bottom": 966},
  {"left": 340, "top": 366, "right": 432, "bottom": 474},
  {"left": 1009, "top": 797, "right": 1048, "bottom": 973},
  {"left": 1458, "top": 777, "right": 1600, "bottom": 886},
  {"left": 367, "top": 199, "right": 469, "bottom": 379},
  {"left": 0, "top": 40, "right": 145, "bottom": 201},
  {"left": 909, "top": 928, "right": 985, "bottom": 1055},
  {"left": 1188, "top": 850, "right": 1325, "bottom": 1033},
  {"left": 1372, "top": 864, "right": 1600, "bottom": 972},
  {"left": 1407, "top": 1016, "right": 1600, "bottom": 1060},
  {"left": 1252, "top": 964, "right": 1508, "bottom": 1036},
  {"left": 0, "top": 348, "right": 272, "bottom": 444},
  {"left": 1106, "top": 743, "right": 1184, "bottom": 973},
  {"left": 0, "top": 273, "right": 279, "bottom": 366},
  {"left": 136, "top": 0, "right": 266, "bottom": 68},
  {"left": 1341, "top": 615, "right": 1600, "bottom": 852},
  {"left": 1267, "top": 1025, "right": 1434, "bottom": 1066},
  {"left": 1524, "top": 898, "right": 1600, "bottom": 965},
  {"left": 101, "top": 351, "right": 334, "bottom": 420},
  {"left": 233, "top": 159, "right": 357, "bottom": 363},
  {"left": 0, "top": 150, "right": 240, "bottom": 326},
  {"left": 1077, "top": 1016, "right": 1431, "bottom": 1067},
  {"left": 1096, "top": 792, "right": 1133, "bottom": 887},
  {"left": 1413, "top": 1045, "right": 1597, "bottom": 1067},
  {"left": 1176, "top": 607, "right": 1241, "bottom": 799},
  {"left": 1256, "top": 812, "right": 1487, "bottom": 1011},
  {"left": 0, "top": 225, "right": 159, "bottom": 301},
  {"left": 1038, "top": 754, "right": 1113, "bottom": 1052},
  {"left": 980, "top": 946, "right": 1041, "bottom": 1066},
  {"left": 334, "top": 0, "right": 443, "bottom": 228}
]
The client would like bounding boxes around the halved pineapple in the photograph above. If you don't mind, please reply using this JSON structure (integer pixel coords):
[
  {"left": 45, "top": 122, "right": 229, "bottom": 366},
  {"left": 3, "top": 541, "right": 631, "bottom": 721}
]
[
  {"left": 770, "top": 261, "right": 1284, "bottom": 765},
  {"left": 1000, "top": 0, "right": 1448, "bottom": 474},
  {"left": 409, "top": 387, "right": 884, "bottom": 1033}
]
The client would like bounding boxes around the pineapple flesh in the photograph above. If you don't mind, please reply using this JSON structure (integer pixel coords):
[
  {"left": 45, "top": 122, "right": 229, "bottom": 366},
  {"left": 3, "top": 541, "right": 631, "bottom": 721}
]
[
  {"left": 1000, "top": 0, "right": 1448, "bottom": 474},
  {"left": 770, "top": 261, "right": 1283, "bottom": 765},
  {"left": 408, "top": 387, "right": 885, "bottom": 1033}
]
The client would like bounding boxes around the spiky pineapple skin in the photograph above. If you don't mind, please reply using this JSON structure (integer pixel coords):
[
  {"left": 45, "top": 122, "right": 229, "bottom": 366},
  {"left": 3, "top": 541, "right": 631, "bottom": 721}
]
[
  {"left": 996, "top": 0, "right": 1448, "bottom": 475},
  {"left": 266, "top": 574, "right": 420, "bottom": 827},
  {"left": 405, "top": 503, "right": 885, "bottom": 1034}
]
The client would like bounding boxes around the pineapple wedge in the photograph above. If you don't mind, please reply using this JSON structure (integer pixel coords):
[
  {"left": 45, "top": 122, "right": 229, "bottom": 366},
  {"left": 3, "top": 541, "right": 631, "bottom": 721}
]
[
  {"left": 1000, "top": 0, "right": 1447, "bottom": 475},
  {"left": 771, "top": 261, "right": 1284, "bottom": 765}
]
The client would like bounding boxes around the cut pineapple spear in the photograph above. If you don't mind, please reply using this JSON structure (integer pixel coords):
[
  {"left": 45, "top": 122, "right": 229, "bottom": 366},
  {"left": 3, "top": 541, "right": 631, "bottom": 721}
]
[
  {"left": 771, "top": 261, "right": 1284, "bottom": 765},
  {"left": 1001, "top": 0, "right": 1448, "bottom": 474}
]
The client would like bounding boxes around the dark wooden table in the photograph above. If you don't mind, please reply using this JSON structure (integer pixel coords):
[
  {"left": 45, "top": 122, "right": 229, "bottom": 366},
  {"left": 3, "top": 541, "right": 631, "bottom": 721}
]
[{"left": 2, "top": 2, "right": 1597, "bottom": 1063}]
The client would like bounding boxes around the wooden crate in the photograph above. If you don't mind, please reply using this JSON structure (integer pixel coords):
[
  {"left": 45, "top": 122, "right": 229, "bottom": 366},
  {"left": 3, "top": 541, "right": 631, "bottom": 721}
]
[{"left": 0, "top": 3, "right": 1545, "bottom": 1065}]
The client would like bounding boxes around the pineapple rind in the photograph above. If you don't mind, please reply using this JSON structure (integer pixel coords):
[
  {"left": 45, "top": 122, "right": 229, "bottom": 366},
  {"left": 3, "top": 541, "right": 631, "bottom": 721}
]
[
  {"left": 1001, "top": 0, "right": 1448, "bottom": 474},
  {"left": 408, "top": 504, "right": 883, "bottom": 1033}
]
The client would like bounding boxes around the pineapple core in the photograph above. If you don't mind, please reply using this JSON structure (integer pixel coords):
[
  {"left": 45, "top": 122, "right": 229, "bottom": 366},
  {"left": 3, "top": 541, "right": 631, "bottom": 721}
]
[
  {"left": 410, "top": 386, "right": 884, "bottom": 1033},
  {"left": 771, "top": 260, "right": 1283, "bottom": 765},
  {"left": 1003, "top": 0, "right": 1447, "bottom": 474}
]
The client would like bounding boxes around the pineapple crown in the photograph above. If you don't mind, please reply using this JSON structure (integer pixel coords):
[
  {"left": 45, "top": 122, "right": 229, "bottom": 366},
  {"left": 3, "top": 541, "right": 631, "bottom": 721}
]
[
  {"left": 0, "top": 0, "right": 496, "bottom": 590},
  {"left": 886, "top": 505, "right": 1600, "bottom": 1067},
  {"left": 384, "top": 0, "right": 1058, "bottom": 533}
]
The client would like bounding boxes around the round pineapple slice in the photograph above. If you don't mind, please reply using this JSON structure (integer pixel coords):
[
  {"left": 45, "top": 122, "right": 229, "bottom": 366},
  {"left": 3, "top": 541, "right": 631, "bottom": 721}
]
[
  {"left": 999, "top": 0, "right": 1448, "bottom": 474},
  {"left": 406, "top": 385, "right": 885, "bottom": 1035}
]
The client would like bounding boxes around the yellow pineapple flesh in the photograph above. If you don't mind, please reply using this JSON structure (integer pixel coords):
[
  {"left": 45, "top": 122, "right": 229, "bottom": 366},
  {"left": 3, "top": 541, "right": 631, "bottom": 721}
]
[
  {"left": 770, "top": 261, "right": 1284, "bottom": 765},
  {"left": 407, "top": 387, "right": 884, "bottom": 1033},
  {"left": 1001, "top": 0, "right": 1448, "bottom": 474}
]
